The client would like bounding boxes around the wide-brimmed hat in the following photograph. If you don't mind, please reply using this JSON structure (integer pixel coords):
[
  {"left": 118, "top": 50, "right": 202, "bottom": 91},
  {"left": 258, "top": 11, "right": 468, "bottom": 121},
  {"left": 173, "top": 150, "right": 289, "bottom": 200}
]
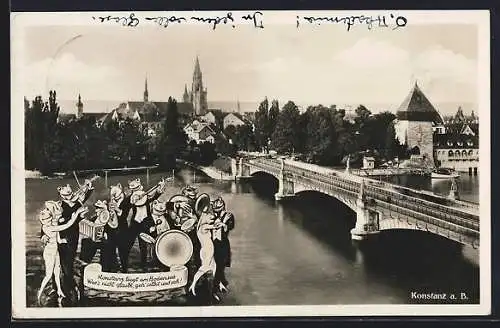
[
  {"left": 128, "top": 178, "right": 143, "bottom": 192},
  {"left": 57, "top": 184, "right": 73, "bottom": 199},
  {"left": 152, "top": 199, "right": 167, "bottom": 215},
  {"left": 182, "top": 185, "right": 197, "bottom": 198},
  {"left": 130, "top": 190, "right": 147, "bottom": 205},
  {"left": 211, "top": 197, "right": 225, "bottom": 212}
]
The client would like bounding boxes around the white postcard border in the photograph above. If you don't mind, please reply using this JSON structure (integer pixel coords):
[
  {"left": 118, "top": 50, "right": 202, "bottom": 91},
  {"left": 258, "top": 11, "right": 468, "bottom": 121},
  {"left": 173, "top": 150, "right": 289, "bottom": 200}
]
[{"left": 11, "top": 10, "right": 491, "bottom": 318}]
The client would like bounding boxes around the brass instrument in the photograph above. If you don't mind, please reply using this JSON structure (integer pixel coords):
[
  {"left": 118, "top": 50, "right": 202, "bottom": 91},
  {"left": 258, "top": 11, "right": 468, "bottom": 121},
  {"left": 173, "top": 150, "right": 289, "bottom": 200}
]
[
  {"left": 194, "top": 193, "right": 212, "bottom": 217},
  {"left": 143, "top": 177, "right": 172, "bottom": 197},
  {"left": 70, "top": 174, "right": 100, "bottom": 202}
]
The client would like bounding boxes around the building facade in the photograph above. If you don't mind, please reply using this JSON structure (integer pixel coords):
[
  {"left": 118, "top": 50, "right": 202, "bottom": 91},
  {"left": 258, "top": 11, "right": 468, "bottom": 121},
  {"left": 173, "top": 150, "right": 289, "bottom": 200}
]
[
  {"left": 433, "top": 108, "right": 479, "bottom": 174},
  {"left": 201, "top": 111, "right": 217, "bottom": 125},
  {"left": 184, "top": 119, "right": 216, "bottom": 144},
  {"left": 223, "top": 112, "right": 248, "bottom": 130}
]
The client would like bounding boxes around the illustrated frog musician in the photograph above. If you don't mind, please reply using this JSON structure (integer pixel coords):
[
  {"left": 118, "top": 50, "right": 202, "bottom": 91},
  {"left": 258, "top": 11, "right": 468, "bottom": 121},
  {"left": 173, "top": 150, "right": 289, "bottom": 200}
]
[
  {"left": 210, "top": 197, "right": 235, "bottom": 294},
  {"left": 49, "top": 178, "right": 95, "bottom": 299},
  {"left": 124, "top": 177, "right": 167, "bottom": 270},
  {"left": 79, "top": 200, "right": 120, "bottom": 272}
]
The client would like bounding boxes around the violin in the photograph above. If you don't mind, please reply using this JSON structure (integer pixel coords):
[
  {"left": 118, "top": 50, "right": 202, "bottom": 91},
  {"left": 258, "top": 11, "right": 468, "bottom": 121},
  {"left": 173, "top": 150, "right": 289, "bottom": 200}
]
[{"left": 70, "top": 175, "right": 100, "bottom": 202}]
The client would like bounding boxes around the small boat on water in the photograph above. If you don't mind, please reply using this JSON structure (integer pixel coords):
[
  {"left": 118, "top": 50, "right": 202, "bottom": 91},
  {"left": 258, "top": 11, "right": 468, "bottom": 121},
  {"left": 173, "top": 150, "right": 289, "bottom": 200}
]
[{"left": 431, "top": 168, "right": 460, "bottom": 179}]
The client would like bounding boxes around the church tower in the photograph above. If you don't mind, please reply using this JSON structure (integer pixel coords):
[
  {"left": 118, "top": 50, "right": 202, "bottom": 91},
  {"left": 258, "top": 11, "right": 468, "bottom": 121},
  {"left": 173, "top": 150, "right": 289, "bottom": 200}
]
[
  {"left": 183, "top": 84, "right": 190, "bottom": 103},
  {"left": 394, "top": 82, "right": 444, "bottom": 165},
  {"left": 191, "top": 56, "right": 208, "bottom": 115},
  {"left": 76, "top": 93, "right": 83, "bottom": 119},
  {"left": 144, "top": 76, "right": 149, "bottom": 102}
]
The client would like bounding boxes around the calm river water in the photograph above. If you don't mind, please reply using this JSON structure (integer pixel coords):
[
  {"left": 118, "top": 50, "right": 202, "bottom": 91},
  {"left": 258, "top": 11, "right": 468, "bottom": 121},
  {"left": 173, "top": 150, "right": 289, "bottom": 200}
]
[{"left": 24, "top": 168, "right": 480, "bottom": 306}]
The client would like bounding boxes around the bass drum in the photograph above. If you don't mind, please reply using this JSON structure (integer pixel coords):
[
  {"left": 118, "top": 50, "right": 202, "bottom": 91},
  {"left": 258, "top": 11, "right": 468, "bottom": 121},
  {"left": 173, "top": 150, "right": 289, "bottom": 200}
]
[{"left": 155, "top": 230, "right": 194, "bottom": 268}]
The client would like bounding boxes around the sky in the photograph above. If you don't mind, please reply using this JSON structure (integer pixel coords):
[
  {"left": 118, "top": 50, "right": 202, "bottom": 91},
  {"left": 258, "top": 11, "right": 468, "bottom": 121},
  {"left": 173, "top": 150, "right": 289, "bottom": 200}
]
[{"left": 19, "top": 21, "right": 479, "bottom": 114}]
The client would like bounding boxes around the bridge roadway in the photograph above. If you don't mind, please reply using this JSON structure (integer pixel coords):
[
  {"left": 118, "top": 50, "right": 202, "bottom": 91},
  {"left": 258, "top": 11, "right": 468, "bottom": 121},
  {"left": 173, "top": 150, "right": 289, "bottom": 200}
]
[{"left": 242, "top": 157, "right": 480, "bottom": 247}]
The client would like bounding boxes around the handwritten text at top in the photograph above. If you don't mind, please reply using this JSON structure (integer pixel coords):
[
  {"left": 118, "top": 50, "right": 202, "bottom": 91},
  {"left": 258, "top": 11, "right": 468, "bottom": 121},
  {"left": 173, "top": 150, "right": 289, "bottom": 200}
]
[
  {"left": 91, "top": 12, "right": 407, "bottom": 32},
  {"left": 297, "top": 14, "right": 408, "bottom": 31},
  {"left": 92, "top": 12, "right": 264, "bottom": 30}
]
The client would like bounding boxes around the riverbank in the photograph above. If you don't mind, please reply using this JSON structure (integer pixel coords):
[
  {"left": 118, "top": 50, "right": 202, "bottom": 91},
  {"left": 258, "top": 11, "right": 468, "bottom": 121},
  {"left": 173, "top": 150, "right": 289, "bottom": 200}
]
[
  {"left": 178, "top": 159, "right": 234, "bottom": 181},
  {"left": 25, "top": 170, "right": 42, "bottom": 178},
  {"left": 26, "top": 158, "right": 235, "bottom": 182}
]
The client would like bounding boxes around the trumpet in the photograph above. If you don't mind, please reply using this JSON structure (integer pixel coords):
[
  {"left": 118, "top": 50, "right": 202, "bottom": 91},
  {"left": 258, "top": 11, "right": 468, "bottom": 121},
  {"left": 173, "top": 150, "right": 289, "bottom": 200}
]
[
  {"left": 144, "top": 176, "right": 172, "bottom": 197},
  {"left": 71, "top": 174, "right": 100, "bottom": 202}
]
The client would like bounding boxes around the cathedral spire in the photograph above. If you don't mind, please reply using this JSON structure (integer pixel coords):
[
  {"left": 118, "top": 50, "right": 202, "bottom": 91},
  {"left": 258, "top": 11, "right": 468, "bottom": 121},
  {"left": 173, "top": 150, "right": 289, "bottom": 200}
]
[
  {"left": 144, "top": 75, "right": 149, "bottom": 102},
  {"left": 190, "top": 55, "right": 207, "bottom": 115},
  {"left": 194, "top": 55, "right": 201, "bottom": 76}
]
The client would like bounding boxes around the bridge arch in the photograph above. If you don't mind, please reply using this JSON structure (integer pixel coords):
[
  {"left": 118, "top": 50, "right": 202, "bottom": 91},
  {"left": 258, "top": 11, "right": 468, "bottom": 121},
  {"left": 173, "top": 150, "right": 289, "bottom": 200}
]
[
  {"left": 240, "top": 158, "right": 479, "bottom": 247},
  {"left": 293, "top": 184, "right": 358, "bottom": 212}
]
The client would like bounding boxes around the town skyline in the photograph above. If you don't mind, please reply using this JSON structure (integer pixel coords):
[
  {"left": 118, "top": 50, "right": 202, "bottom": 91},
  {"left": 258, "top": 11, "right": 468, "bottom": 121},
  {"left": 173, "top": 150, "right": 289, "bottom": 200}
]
[{"left": 21, "top": 23, "right": 478, "bottom": 116}]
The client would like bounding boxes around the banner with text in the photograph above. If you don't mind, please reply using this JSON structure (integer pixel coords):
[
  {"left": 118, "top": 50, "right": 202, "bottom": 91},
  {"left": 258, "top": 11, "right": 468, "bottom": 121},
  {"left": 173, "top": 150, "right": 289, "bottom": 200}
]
[{"left": 83, "top": 263, "right": 188, "bottom": 292}]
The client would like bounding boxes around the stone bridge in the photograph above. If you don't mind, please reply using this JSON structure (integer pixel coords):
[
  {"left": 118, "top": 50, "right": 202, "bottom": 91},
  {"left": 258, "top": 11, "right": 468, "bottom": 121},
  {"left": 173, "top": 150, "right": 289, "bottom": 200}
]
[{"left": 231, "top": 157, "right": 480, "bottom": 248}]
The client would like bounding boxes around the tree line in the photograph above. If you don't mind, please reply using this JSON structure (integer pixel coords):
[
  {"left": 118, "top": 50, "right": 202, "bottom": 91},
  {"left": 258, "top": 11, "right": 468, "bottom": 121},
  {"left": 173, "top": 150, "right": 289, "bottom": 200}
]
[
  {"left": 24, "top": 91, "right": 218, "bottom": 175},
  {"left": 229, "top": 98, "right": 411, "bottom": 167},
  {"left": 24, "top": 91, "right": 411, "bottom": 175}
]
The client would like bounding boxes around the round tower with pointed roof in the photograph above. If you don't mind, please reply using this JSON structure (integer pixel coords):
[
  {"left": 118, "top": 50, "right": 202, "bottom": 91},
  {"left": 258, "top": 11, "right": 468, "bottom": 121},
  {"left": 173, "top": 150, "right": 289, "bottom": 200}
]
[{"left": 394, "top": 82, "right": 443, "bottom": 165}]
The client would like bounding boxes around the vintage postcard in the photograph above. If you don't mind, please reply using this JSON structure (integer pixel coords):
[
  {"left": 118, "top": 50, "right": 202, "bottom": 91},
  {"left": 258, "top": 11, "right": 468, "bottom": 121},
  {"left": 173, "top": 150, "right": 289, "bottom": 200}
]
[{"left": 11, "top": 10, "right": 491, "bottom": 318}]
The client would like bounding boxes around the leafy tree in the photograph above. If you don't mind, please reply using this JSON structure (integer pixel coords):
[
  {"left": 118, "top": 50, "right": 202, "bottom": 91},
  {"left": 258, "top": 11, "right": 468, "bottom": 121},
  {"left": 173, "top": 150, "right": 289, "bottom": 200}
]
[
  {"left": 28, "top": 91, "right": 60, "bottom": 173},
  {"left": 385, "top": 122, "right": 411, "bottom": 161},
  {"left": 158, "top": 97, "right": 187, "bottom": 169},
  {"left": 25, "top": 97, "right": 35, "bottom": 169},
  {"left": 213, "top": 132, "right": 236, "bottom": 157},
  {"left": 361, "top": 111, "right": 396, "bottom": 153},
  {"left": 354, "top": 104, "right": 371, "bottom": 126},
  {"left": 223, "top": 125, "right": 237, "bottom": 141},
  {"left": 385, "top": 121, "right": 398, "bottom": 160},
  {"left": 304, "top": 106, "right": 338, "bottom": 164},
  {"left": 268, "top": 99, "right": 280, "bottom": 138},
  {"left": 270, "top": 101, "right": 301, "bottom": 154},
  {"left": 198, "top": 141, "right": 217, "bottom": 165},
  {"left": 254, "top": 97, "right": 269, "bottom": 152},
  {"left": 210, "top": 109, "right": 226, "bottom": 131},
  {"left": 232, "top": 124, "right": 255, "bottom": 151}
]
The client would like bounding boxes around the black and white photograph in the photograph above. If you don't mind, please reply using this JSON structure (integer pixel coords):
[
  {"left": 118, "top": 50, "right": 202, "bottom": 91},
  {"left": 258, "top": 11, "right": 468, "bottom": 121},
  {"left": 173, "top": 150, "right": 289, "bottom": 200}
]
[{"left": 11, "top": 10, "right": 491, "bottom": 318}]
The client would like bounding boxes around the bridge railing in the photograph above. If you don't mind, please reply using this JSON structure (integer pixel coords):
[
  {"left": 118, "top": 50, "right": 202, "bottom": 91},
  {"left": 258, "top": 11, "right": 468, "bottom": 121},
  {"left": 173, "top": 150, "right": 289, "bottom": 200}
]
[
  {"left": 247, "top": 159, "right": 479, "bottom": 243},
  {"left": 278, "top": 161, "right": 479, "bottom": 221},
  {"left": 376, "top": 198, "right": 480, "bottom": 238},
  {"left": 248, "top": 159, "right": 479, "bottom": 224}
]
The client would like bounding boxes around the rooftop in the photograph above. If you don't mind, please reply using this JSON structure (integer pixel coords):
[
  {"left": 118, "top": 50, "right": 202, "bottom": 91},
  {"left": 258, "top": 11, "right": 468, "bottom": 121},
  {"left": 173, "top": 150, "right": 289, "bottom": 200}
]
[{"left": 396, "top": 82, "right": 444, "bottom": 124}]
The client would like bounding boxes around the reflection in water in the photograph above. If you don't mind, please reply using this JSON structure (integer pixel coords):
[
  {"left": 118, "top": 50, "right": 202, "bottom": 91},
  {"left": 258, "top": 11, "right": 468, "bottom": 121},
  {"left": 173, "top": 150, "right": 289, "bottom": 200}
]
[
  {"left": 277, "top": 203, "right": 284, "bottom": 232},
  {"left": 231, "top": 181, "right": 238, "bottom": 194},
  {"left": 381, "top": 173, "right": 479, "bottom": 203}
]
